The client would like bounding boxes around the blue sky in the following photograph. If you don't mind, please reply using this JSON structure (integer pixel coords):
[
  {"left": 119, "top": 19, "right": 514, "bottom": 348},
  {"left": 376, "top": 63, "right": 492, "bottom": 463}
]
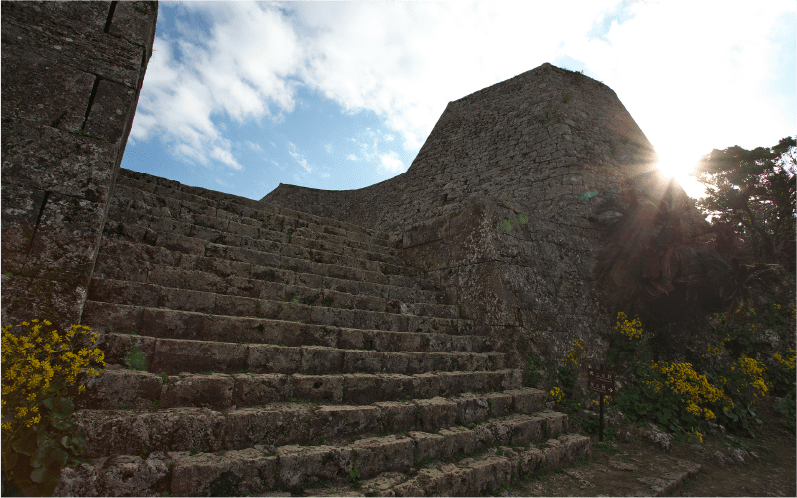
[{"left": 123, "top": 1, "right": 796, "bottom": 201}]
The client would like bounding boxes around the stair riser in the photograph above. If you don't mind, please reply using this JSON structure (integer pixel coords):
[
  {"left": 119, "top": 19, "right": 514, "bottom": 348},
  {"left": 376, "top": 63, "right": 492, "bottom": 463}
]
[
  {"left": 75, "top": 368, "right": 523, "bottom": 411},
  {"left": 113, "top": 178, "right": 388, "bottom": 247},
  {"left": 171, "top": 414, "right": 569, "bottom": 495},
  {"left": 94, "top": 245, "right": 443, "bottom": 305},
  {"left": 72, "top": 391, "right": 546, "bottom": 458},
  {"left": 100, "top": 228, "right": 435, "bottom": 290},
  {"left": 91, "top": 311, "right": 486, "bottom": 358},
  {"left": 83, "top": 305, "right": 473, "bottom": 350},
  {"left": 392, "top": 435, "right": 592, "bottom": 497},
  {"left": 88, "top": 276, "right": 458, "bottom": 320},
  {"left": 110, "top": 190, "right": 401, "bottom": 264},
  {"left": 54, "top": 433, "right": 590, "bottom": 498},
  {"left": 110, "top": 341, "right": 502, "bottom": 377}
]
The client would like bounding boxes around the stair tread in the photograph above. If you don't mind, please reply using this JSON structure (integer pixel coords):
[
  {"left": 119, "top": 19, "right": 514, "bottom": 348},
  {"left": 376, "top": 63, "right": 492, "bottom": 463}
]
[
  {"left": 83, "top": 301, "right": 479, "bottom": 342},
  {"left": 114, "top": 176, "right": 395, "bottom": 253},
  {"left": 71, "top": 388, "right": 549, "bottom": 456},
  {"left": 95, "top": 238, "right": 444, "bottom": 303},
  {"left": 118, "top": 168, "right": 393, "bottom": 241},
  {"left": 87, "top": 275, "right": 458, "bottom": 320}
]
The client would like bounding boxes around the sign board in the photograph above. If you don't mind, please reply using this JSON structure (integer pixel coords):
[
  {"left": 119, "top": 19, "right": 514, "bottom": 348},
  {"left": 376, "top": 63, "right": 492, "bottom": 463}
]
[{"left": 588, "top": 368, "right": 616, "bottom": 397}]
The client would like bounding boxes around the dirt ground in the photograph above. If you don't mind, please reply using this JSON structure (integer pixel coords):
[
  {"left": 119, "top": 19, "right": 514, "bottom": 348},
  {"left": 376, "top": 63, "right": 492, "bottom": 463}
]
[{"left": 510, "top": 397, "right": 796, "bottom": 497}]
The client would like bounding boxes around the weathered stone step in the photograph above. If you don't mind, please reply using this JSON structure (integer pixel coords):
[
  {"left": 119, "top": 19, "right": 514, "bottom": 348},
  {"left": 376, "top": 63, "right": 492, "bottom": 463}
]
[
  {"left": 88, "top": 304, "right": 485, "bottom": 355},
  {"left": 101, "top": 220, "right": 436, "bottom": 290},
  {"left": 108, "top": 194, "right": 408, "bottom": 272},
  {"left": 169, "top": 411, "right": 572, "bottom": 495},
  {"left": 347, "top": 434, "right": 591, "bottom": 497},
  {"left": 71, "top": 389, "right": 547, "bottom": 458},
  {"left": 92, "top": 332, "right": 505, "bottom": 377},
  {"left": 88, "top": 274, "right": 457, "bottom": 323},
  {"left": 115, "top": 169, "right": 395, "bottom": 250},
  {"left": 95, "top": 238, "right": 444, "bottom": 305},
  {"left": 109, "top": 185, "right": 401, "bottom": 264},
  {"left": 83, "top": 303, "right": 476, "bottom": 351},
  {"left": 52, "top": 424, "right": 592, "bottom": 498},
  {"left": 105, "top": 213, "right": 425, "bottom": 286},
  {"left": 75, "top": 367, "right": 523, "bottom": 411}
]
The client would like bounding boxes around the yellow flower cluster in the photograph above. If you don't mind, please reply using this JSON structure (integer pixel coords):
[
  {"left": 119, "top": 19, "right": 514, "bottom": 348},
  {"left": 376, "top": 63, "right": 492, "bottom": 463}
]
[
  {"left": 562, "top": 338, "right": 585, "bottom": 368},
  {"left": 652, "top": 361, "right": 727, "bottom": 420},
  {"left": 730, "top": 355, "right": 769, "bottom": 398},
  {"left": 549, "top": 386, "right": 565, "bottom": 403},
  {"left": 615, "top": 312, "right": 652, "bottom": 340},
  {"left": 774, "top": 350, "right": 796, "bottom": 370},
  {"left": 1, "top": 320, "right": 104, "bottom": 431}
]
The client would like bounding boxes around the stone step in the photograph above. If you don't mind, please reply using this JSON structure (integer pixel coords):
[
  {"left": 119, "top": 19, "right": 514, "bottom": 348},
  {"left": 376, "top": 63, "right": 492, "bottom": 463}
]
[
  {"left": 107, "top": 195, "right": 409, "bottom": 273},
  {"left": 75, "top": 367, "right": 523, "bottom": 411},
  {"left": 118, "top": 168, "right": 393, "bottom": 246},
  {"left": 95, "top": 238, "right": 444, "bottom": 304},
  {"left": 109, "top": 185, "right": 401, "bottom": 262},
  {"left": 54, "top": 411, "right": 580, "bottom": 496},
  {"left": 83, "top": 303, "right": 476, "bottom": 351},
  {"left": 104, "top": 213, "right": 426, "bottom": 285},
  {"left": 114, "top": 169, "right": 395, "bottom": 250},
  {"left": 343, "top": 434, "right": 592, "bottom": 497},
  {"left": 88, "top": 304, "right": 486, "bottom": 354},
  {"left": 92, "top": 332, "right": 505, "bottom": 377},
  {"left": 169, "top": 411, "right": 572, "bottom": 495},
  {"left": 101, "top": 220, "right": 435, "bottom": 290},
  {"left": 70, "top": 388, "right": 547, "bottom": 458},
  {"left": 88, "top": 273, "right": 457, "bottom": 322}
]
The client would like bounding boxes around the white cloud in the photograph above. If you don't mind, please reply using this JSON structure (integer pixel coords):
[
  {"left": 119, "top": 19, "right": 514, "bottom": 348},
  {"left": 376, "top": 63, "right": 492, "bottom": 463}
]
[
  {"left": 324, "top": 143, "right": 333, "bottom": 154},
  {"left": 379, "top": 151, "right": 406, "bottom": 174},
  {"left": 131, "top": 0, "right": 795, "bottom": 191},
  {"left": 287, "top": 141, "right": 312, "bottom": 173},
  {"left": 246, "top": 141, "right": 264, "bottom": 152}
]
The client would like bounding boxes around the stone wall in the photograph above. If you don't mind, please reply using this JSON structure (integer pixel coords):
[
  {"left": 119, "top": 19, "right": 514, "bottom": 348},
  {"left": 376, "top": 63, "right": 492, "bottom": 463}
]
[
  {"left": 1, "top": 1, "right": 158, "bottom": 330},
  {"left": 262, "top": 63, "right": 683, "bottom": 362}
]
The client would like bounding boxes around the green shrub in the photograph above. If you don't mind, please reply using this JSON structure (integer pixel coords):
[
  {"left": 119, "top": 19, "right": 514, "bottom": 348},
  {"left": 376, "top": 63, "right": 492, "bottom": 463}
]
[{"left": 1, "top": 320, "right": 104, "bottom": 496}]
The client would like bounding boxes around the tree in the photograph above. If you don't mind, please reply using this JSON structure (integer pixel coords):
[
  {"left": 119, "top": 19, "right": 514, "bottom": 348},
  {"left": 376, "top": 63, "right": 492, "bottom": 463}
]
[{"left": 691, "top": 137, "right": 796, "bottom": 270}]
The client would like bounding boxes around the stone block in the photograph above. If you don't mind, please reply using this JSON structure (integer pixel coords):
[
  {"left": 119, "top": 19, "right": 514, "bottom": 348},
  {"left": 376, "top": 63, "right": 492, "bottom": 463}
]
[
  {"left": 410, "top": 431, "right": 445, "bottom": 462},
  {"left": 343, "top": 373, "right": 382, "bottom": 404},
  {"left": 232, "top": 373, "right": 291, "bottom": 406},
  {"left": 223, "top": 406, "right": 310, "bottom": 450},
  {"left": 172, "top": 448, "right": 278, "bottom": 496},
  {"left": 344, "top": 350, "right": 384, "bottom": 373},
  {"left": 247, "top": 344, "right": 301, "bottom": 374},
  {"left": 278, "top": 445, "right": 352, "bottom": 492},
  {"left": 76, "top": 369, "right": 162, "bottom": 410},
  {"left": 159, "top": 373, "right": 233, "bottom": 410},
  {"left": 301, "top": 346, "right": 344, "bottom": 375},
  {"left": 414, "top": 397, "right": 457, "bottom": 432},
  {"left": 81, "top": 301, "right": 142, "bottom": 336},
  {"left": 150, "top": 338, "right": 247, "bottom": 375},
  {"left": 291, "top": 374, "right": 343, "bottom": 403},
  {"left": 311, "top": 405, "right": 380, "bottom": 440},
  {"left": 349, "top": 435, "right": 414, "bottom": 479},
  {"left": 456, "top": 393, "right": 490, "bottom": 425},
  {"left": 374, "top": 401, "right": 416, "bottom": 432}
]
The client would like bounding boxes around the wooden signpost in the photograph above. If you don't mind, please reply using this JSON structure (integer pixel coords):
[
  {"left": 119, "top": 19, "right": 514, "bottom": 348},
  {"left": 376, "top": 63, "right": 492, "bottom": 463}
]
[{"left": 588, "top": 367, "right": 616, "bottom": 442}]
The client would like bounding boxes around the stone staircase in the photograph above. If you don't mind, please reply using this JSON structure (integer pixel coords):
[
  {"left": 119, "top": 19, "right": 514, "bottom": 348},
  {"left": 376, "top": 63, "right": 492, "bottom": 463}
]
[{"left": 55, "top": 168, "right": 591, "bottom": 496}]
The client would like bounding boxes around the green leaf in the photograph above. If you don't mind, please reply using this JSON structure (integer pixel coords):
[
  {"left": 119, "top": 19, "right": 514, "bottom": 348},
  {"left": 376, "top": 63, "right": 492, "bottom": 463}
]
[
  {"left": 11, "top": 430, "right": 38, "bottom": 456},
  {"left": 5, "top": 451, "right": 19, "bottom": 471},
  {"left": 31, "top": 446, "right": 68, "bottom": 471}
]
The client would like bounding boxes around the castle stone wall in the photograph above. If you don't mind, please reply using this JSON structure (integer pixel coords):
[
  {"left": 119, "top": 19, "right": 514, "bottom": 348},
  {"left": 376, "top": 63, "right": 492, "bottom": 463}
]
[
  {"left": 1, "top": 1, "right": 158, "bottom": 330},
  {"left": 262, "top": 63, "right": 675, "bottom": 361}
]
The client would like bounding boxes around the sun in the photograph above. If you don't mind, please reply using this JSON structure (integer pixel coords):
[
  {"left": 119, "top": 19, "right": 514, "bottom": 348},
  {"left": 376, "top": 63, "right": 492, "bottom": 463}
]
[{"left": 654, "top": 153, "right": 707, "bottom": 199}]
